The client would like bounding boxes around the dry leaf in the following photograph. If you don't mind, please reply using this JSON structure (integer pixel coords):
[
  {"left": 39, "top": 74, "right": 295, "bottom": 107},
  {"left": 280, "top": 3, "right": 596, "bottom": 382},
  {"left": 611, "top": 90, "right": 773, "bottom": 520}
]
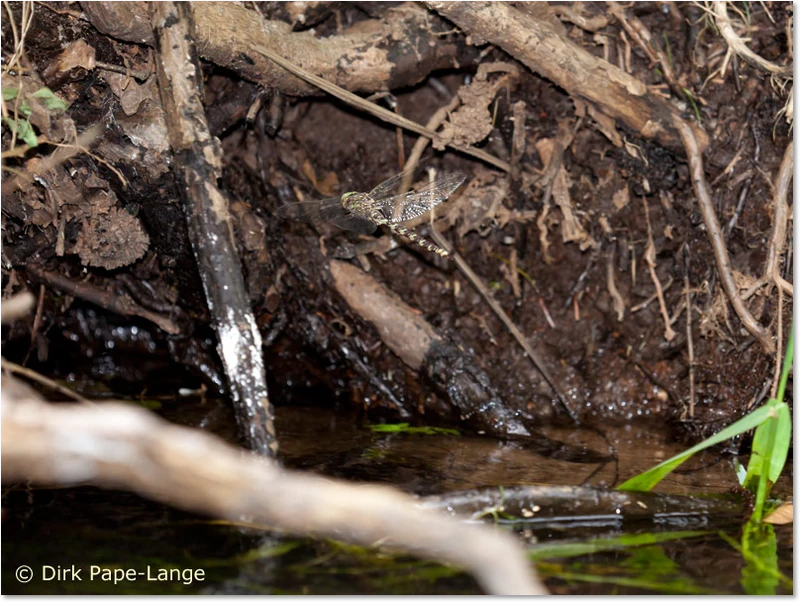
[
  {"left": 612, "top": 184, "right": 630, "bottom": 210},
  {"left": 763, "top": 502, "right": 793, "bottom": 525}
]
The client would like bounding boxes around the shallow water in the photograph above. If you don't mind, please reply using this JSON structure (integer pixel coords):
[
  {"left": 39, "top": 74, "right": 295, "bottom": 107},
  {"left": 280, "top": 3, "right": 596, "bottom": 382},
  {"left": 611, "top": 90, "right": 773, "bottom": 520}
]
[{"left": 2, "top": 400, "right": 793, "bottom": 594}]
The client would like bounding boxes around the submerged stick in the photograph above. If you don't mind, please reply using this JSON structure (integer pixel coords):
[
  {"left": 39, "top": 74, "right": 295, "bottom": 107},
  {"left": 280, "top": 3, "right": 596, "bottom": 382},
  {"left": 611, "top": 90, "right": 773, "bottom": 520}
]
[{"left": 329, "top": 259, "right": 535, "bottom": 437}]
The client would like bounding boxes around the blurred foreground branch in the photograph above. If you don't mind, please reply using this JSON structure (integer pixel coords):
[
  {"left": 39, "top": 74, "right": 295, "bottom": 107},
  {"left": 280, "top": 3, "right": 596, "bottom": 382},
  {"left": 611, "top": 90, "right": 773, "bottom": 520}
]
[{"left": 0, "top": 382, "right": 545, "bottom": 595}]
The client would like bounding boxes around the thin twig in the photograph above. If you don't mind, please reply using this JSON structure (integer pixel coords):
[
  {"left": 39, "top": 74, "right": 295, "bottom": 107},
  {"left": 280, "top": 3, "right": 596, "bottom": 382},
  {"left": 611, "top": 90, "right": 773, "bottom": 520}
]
[
  {"left": 642, "top": 198, "right": 677, "bottom": 342},
  {"left": 684, "top": 249, "right": 695, "bottom": 420},
  {"left": 673, "top": 115, "right": 775, "bottom": 353},
  {"left": 1, "top": 124, "right": 104, "bottom": 200},
  {"left": 1, "top": 357, "right": 94, "bottom": 405},
  {"left": 402, "top": 94, "right": 461, "bottom": 193},
  {"left": 427, "top": 229, "right": 578, "bottom": 423},
  {"left": 631, "top": 277, "right": 675, "bottom": 312},
  {"left": 251, "top": 44, "right": 510, "bottom": 173}
]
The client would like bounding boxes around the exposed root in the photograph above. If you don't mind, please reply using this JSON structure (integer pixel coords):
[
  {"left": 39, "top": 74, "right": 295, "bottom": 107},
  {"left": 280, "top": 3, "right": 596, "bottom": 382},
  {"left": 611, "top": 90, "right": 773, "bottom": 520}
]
[
  {"left": 683, "top": 250, "right": 696, "bottom": 420},
  {"left": 606, "top": 247, "right": 626, "bottom": 322},
  {"left": 708, "top": 1, "right": 793, "bottom": 77},
  {"left": 642, "top": 198, "right": 677, "bottom": 342},
  {"left": 674, "top": 115, "right": 776, "bottom": 354},
  {"left": 25, "top": 265, "right": 180, "bottom": 335},
  {"left": 606, "top": 2, "right": 684, "bottom": 98},
  {"left": 251, "top": 43, "right": 509, "bottom": 173},
  {"left": 2, "top": 0, "right": 35, "bottom": 71}
]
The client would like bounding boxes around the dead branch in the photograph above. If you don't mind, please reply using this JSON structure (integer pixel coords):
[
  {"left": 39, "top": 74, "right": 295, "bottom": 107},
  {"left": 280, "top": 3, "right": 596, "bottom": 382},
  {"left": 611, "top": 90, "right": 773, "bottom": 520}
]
[
  {"left": 329, "top": 260, "right": 536, "bottom": 436},
  {"left": 81, "top": 2, "right": 474, "bottom": 96},
  {"left": 673, "top": 115, "right": 775, "bottom": 354},
  {"left": 1, "top": 391, "right": 546, "bottom": 595},
  {"left": 423, "top": 1, "right": 709, "bottom": 155},
  {"left": 420, "top": 485, "right": 745, "bottom": 527},
  {"left": 25, "top": 265, "right": 179, "bottom": 335},
  {"left": 151, "top": 2, "right": 277, "bottom": 455},
  {"left": 0, "top": 291, "right": 35, "bottom": 322},
  {"left": 251, "top": 43, "right": 509, "bottom": 172}
]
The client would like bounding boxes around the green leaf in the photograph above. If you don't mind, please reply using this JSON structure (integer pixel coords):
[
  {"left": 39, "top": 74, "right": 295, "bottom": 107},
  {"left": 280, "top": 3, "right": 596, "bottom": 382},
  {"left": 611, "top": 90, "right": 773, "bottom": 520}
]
[
  {"left": 768, "top": 404, "right": 791, "bottom": 481},
  {"left": 743, "top": 324, "right": 792, "bottom": 518},
  {"left": 2, "top": 116, "right": 38, "bottom": 147},
  {"left": 369, "top": 422, "right": 460, "bottom": 436},
  {"left": 31, "top": 87, "right": 68, "bottom": 112},
  {"left": 734, "top": 458, "right": 747, "bottom": 485},
  {"left": 724, "top": 518, "right": 793, "bottom": 594},
  {"left": 2, "top": 87, "right": 19, "bottom": 101},
  {"left": 617, "top": 403, "right": 774, "bottom": 491},
  {"left": 775, "top": 323, "right": 793, "bottom": 404}
]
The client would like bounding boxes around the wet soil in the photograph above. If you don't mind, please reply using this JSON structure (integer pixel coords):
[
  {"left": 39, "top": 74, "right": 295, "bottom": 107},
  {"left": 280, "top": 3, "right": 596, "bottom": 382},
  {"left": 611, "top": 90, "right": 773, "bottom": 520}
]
[{"left": 2, "top": 2, "right": 791, "bottom": 441}]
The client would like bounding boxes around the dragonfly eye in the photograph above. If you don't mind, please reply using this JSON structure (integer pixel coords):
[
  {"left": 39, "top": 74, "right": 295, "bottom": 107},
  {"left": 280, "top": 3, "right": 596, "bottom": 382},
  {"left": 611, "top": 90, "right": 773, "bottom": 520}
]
[{"left": 341, "top": 192, "right": 356, "bottom": 201}]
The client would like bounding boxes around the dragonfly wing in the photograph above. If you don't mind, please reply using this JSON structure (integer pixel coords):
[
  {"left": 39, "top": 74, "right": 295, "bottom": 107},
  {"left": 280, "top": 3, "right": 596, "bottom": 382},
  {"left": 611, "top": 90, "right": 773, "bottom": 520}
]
[
  {"left": 274, "top": 199, "right": 331, "bottom": 223},
  {"left": 327, "top": 212, "right": 377, "bottom": 234},
  {"left": 365, "top": 167, "right": 411, "bottom": 200},
  {"left": 366, "top": 156, "right": 439, "bottom": 199},
  {"left": 274, "top": 199, "right": 376, "bottom": 234},
  {"left": 370, "top": 172, "right": 467, "bottom": 223}
]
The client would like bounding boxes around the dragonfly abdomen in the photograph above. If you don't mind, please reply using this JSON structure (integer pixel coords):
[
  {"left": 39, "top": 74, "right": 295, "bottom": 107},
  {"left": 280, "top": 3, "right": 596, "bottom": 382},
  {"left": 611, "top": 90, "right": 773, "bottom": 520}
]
[
  {"left": 392, "top": 225, "right": 450, "bottom": 257},
  {"left": 367, "top": 208, "right": 449, "bottom": 257}
]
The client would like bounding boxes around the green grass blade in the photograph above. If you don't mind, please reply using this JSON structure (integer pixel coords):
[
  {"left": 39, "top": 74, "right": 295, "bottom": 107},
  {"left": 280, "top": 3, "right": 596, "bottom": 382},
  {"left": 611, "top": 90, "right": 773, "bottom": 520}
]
[
  {"left": 776, "top": 323, "right": 793, "bottom": 403},
  {"left": 617, "top": 404, "right": 774, "bottom": 491}
]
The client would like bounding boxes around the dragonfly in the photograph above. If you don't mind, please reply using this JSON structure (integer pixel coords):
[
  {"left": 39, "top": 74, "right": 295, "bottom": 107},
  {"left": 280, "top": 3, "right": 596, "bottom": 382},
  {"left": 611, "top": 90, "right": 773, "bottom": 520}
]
[{"left": 274, "top": 168, "right": 467, "bottom": 257}]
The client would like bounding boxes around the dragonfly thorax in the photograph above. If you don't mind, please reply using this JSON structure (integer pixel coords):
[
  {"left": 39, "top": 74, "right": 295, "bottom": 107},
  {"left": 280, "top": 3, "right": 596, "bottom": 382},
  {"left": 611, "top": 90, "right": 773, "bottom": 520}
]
[{"left": 341, "top": 192, "right": 371, "bottom": 215}]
